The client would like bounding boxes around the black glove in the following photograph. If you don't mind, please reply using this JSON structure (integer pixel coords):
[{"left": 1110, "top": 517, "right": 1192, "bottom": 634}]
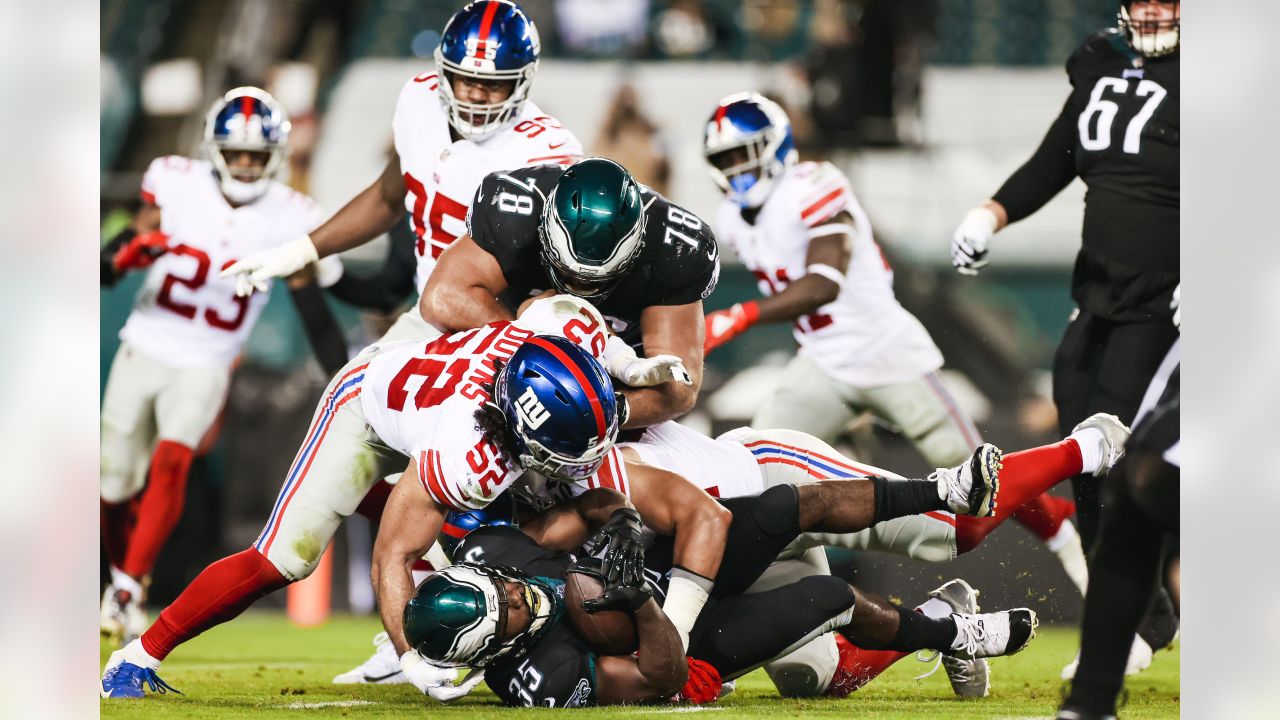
[
  {"left": 615, "top": 392, "right": 630, "bottom": 427},
  {"left": 581, "top": 584, "right": 653, "bottom": 614},
  {"left": 590, "top": 507, "right": 646, "bottom": 587}
]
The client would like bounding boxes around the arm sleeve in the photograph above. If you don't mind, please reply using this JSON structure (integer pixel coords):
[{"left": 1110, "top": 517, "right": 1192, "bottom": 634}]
[
  {"left": 100, "top": 227, "right": 136, "bottom": 288},
  {"left": 287, "top": 282, "right": 349, "bottom": 376},
  {"left": 990, "top": 96, "right": 1079, "bottom": 224},
  {"left": 326, "top": 219, "right": 418, "bottom": 313}
]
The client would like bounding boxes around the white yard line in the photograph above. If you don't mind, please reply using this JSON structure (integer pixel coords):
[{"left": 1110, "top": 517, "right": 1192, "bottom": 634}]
[{"left": 284, "top": 700, "right": 379, "bottom": 709}]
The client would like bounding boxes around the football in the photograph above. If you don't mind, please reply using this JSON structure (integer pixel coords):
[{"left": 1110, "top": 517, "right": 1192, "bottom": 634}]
[{"left": 564, "top": 569, "right": 638, "bottom": 656}]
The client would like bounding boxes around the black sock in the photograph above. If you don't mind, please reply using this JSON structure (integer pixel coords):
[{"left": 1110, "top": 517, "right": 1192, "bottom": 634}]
[
  {"left": 850, "top": 605, "right": 957, "bottom": 653},
  {"left": 871, "top": 476, "right": 946, "bottom": 523}
]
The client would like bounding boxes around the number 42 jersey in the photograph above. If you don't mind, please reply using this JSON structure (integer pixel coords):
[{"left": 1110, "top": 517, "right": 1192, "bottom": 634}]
[{"left": 119, "top": 155, "right": 323, "bottom": 368}]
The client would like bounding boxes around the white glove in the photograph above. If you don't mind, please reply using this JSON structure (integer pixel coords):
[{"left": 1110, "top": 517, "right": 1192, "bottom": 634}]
[
  {"left": 602, "top": 335, "right": 692, "bottom": 387},
  {"left": 400, "top": 650, "right": 484, "bottom": 703},
  {"left": 315, "top": 254, "right": 345, "bottom": 288},
  {"left": 221, "top": 235, "right": 319, "bottom": 296},
  {"left": 1171, "top": 283, "right": 1180, "bottom": 330},
  {"left": 951, "top": 206, "right": 998, "bottom": 276}
]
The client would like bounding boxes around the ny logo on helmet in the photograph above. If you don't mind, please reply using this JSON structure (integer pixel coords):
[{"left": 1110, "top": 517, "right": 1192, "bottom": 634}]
[{"left": 515, "top": 387, "right": 550, "bottom": 430}]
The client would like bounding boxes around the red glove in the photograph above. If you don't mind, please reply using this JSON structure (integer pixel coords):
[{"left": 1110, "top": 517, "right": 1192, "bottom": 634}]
[
  {"left": 673, "top": 657, "right": 722, "bottom": 705},
  {"left": 703, "top": 300, "right": 760, "bottom": 354},
  {"left": 113, "top": 230, "right": 171, "bottom": 272}
]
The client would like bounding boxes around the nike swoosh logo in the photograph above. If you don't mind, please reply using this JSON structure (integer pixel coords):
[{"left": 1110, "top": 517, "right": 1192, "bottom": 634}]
[
  {"left": 548, "top": 141, "right": 567, "bottom": 150},
  {"left": 363, "top": 671, "right": 403, "bottom": 682}
]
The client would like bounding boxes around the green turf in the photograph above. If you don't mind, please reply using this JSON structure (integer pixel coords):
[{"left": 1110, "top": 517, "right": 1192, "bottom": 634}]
[{"left": 101, "top": 613, "right": 1178, "bottom": 718}]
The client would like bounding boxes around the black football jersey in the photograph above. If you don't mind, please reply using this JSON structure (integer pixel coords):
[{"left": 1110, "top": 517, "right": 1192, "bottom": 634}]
[
  {"left": 468, "top": 165, "right": 721, "bottom": 348},
  {"left": 455, "top": 527, "right": 600, "bottom": 708},
  {"left": 995, "top": 30, "right": 1178, "bottom": 321}
]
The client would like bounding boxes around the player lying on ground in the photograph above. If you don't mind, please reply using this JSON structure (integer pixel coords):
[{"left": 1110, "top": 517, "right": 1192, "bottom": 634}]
[
  {"left": 98, "top": 296, "right": 684, "bottom": 698},
  {"left": 99, "top": 86, "right": 346, "bottom": 645},
  {"left": 392, "top": 479, "right": 1036, "bottom": 708},
  {"left": 700, "top": 91, "right": 1088, "bottom": 598}
]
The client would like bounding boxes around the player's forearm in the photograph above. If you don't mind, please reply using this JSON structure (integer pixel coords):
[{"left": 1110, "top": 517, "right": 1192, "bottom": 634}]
[
  {"left": 619, "top": 383, "right": 692, "bottom": 428},
  {"left": 419, "top": 283, "right": 513, "bottom": 332},
  {"left": 309, "top": 181, "right": 405, "bottom": 258},
  {"left": 755, "top": 275, "right": 841, "bottom": 323},
  {"left": 372, "top": 550, "right": 420, "bottom": 655},
  {"left": 669, "top": 499, "right": 731, "bottom": 582},
  {"left": 633, "top": 600, "right": 688, "bottom": 697}
]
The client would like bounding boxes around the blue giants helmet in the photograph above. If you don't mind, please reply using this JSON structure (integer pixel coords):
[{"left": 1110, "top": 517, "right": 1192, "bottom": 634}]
[
  {"left": 495, "top": 335, "right": 619, "bottom": 482},
  {"left": 703, "top": 92, "right": 797, "bottom": 209},
  {"left": 440, "top": 492, "right": 515, "bottom": 561},
  {"left": 203, "top": 87, "right": 290, "bottom": 205},
  {"left": 435, "top": 0, "right": 541, "bottom": 141}
]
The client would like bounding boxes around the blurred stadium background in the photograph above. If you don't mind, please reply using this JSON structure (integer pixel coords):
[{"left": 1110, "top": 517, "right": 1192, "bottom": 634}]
[{"left": 101, "top": 0, "right": 1122, "bottom": 624}]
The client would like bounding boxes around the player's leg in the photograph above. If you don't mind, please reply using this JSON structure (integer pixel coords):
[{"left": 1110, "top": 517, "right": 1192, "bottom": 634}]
[
  {"left": 751, "top": 355, "right": 856, "bottom": 443},
  {"left": 118, "top": 362, "right": 230, "bottom": 586},
  {"left": 102, "top": 360, "right": 402, "bottom": 698},
  {"left": 100, "top": 344, "right": 166, "bottom": 641}
]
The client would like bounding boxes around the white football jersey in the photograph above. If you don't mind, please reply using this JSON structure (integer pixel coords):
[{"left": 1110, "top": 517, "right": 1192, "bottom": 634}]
[
  {"left": 715, "top": 162, "right": 943, "bottom": 387},
  {"left": 360, "top": 296, "right": 621, "bottom": 512},
  {"left": 392, "top": 71, "right": 583, "bottom": 295},
  {"left": 120, "top": 156, "right": 323, "bottom": 368}
]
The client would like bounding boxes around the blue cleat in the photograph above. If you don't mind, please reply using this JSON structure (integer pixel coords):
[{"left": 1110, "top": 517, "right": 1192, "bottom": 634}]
[{"left": 101, "top": 651, "right": 181, "bottom": 699}]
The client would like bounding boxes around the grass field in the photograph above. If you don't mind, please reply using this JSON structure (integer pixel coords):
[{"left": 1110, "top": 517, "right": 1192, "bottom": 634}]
[{"left": 101, "top": 613, "right": 1178, "bottom": 718}]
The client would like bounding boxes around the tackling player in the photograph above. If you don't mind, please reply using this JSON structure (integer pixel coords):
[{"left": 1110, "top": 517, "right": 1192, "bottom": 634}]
[
  {"left": 949, "top": 0, "right": 1180, "bottom": 669},
  {"left": 98, "top": 87, "right": 344, "bottom": 645},
  {"left": 222, "top": 0, "right": 583, "bottom": 345}
]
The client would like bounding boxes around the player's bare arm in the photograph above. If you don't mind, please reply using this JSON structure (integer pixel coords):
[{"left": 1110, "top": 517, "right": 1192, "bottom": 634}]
[
  {"left": 371, "top": 459, "right": 447, "bottom": 655},
  {"left": 309, "top": 153, "right": 408, "bottom": 258},
  {"left": 620, "top": 302, "right": 705, "bottom": 428},
  {"left": 594, "top": 599, "right": 688, "bottom": 704},
  {"left": 418, "top": 233, "right": 515, "bottom": 330},
  {"left": 618, "top": 452, "right": 731, "bottom": 587},
  {"left": 520, "top": 487, "right": 633, "bottom": 552},
  {"left": 753, "top": 210, "right": 854, "bottom": 323}
]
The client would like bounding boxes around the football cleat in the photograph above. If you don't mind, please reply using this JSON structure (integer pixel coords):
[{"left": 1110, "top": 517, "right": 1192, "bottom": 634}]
[
  {"left": 949, "top": 608, "right": 1038, "bottom": 660},
  {"left": 333, "top": 631, "right": 408, "bottom": 684},
  {"left": 1073, "top": 413, "right": 1131, "bottom": 477},
  {"left": 932, "top": 444, "right": 1002, "bottom": 517},
  {"left": 100, "top": 650, "right": 180, "bottom": 699},
  {"left": 100, "top": 585, "right": 148, "bottom": 646},
  {"left": 1056, "top": 705, "right": 1117, "bottom": 720},
  {"left": 922, "top": 579, "right": 990, "bottom": 699},
  {"left": 1061, "top": 634, "right": 1154, "bottom": 680}
]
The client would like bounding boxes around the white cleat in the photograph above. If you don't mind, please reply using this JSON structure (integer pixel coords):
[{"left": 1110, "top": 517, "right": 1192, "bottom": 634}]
[
  {"left": 922, "top": 579, "right": 990, "bottom": 698},
  {"left": 101, "top": 581, "right": 149, "bottom": 647},
  {"left": 100, "top": 586, "right": 126, "bottom": 645},
  {"left": 950, "top": 608, "right": 1038, "bottom": 660},
  {"left": 1061, "top": 635, "right": 1154, "bottom": 680},
  {"left": 1073, "top": 413, "right": 1131, "bottom": 476},
  {"left": 1045, "top": 520, "right": 1089, "bottom": 597},
  {"left": 333, "top": 631, "right": 408, "bottom": 684},
  {"left": 932, "top": 444, "right": 1002, "bottom": 517}
]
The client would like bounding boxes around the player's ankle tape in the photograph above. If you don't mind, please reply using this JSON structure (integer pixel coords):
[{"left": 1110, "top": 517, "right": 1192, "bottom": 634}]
[{"left": 871, "top": 476, "right": 947, "bottom": 523}]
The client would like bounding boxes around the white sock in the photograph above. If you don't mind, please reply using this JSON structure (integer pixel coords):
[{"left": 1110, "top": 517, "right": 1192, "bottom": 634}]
[
  {"left": 1069, "top": 427, "right": 1105, "bottom": 474},
  {"left": 122, "top": 638, "right": 161, "bottom": 670},
  {"left": 916, "top": 597, "right": 952, "bottom": 620},
  {"left": 110, "top": 567, "right": 144, "bottom": 598}
]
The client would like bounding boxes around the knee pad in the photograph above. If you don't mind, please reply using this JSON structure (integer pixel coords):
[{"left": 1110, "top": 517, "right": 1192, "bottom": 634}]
[
  {"left": 766, "top": 633, "right": 839, "bottom": 697},
  {"left": 750, "top": 484, "right": 801, "bottom": 537}
]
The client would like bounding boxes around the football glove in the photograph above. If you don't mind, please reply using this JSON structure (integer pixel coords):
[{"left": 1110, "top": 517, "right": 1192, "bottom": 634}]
[
  {"left": 602, "top": 335, "right": 693, "bottom": 387},
  {"left": 589, "top": 507, "right": 646, "bottom": 587},
  {"left": 951, "top": 206, "right": 999, "bottom": 275},
  {"left": 673, "top": 657, "right": 722, "bottom": 705},
  {"left": 113, "top": 230, "right": 170, "bottom": 272},
  {"left": 703, "top": 301, "right": 760, "bottom": 354},
  {"left": 400, "top": 650, "right": 484, "bottom": 703},
  {"left": 221, "top": 235, "right": 319, "bottom": 296},
  {"left": 581, "top": 584, "right": 653, "bottom": 614}
]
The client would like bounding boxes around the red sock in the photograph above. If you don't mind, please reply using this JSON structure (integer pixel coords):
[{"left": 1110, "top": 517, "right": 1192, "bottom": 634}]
[
  {"left": 1012, "top": 493, "right": 1076, "bottom": 541},
  {"left": 141, "top": 548, "right": 289, "bottom": 660},
  {"left": 122, "top": 440, "right": 195, "bottom": 579},
  {"left": 825, "top": 633, "right": 907, "bottom": 697},
  {"left": 956, "top": 439, "right": 1083, "bottom": 554},
  {"left": 101, "top": 496, "right": 139, "bottom": 570}
]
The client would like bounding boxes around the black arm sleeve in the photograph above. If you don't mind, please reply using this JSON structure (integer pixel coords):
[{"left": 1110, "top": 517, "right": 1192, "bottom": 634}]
[
  {"left": 991, "top": 97, "right": 1079, "bottom": 224},
  {"left": 288, "top": 283, "right": 349, "bottom": 376},
  {"left": 100, "top": 227, "right": 136, "bottom": 288},
  {"left": 326, "top": 219, "right": 418, "bottom": 314}
]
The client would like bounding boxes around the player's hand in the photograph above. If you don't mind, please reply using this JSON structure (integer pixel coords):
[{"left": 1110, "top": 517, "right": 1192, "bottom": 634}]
[
  {"left": 673, "top": 657, "right": 722, "bottom": 705},
  {"left": 400, "top": 650, "right": 483, "bottom": 703},
  {"left": 703, "top": 301, "right": 760, "bottom": 354},
  {"left": 113, "top": 230, "right": 171, "bottom": 272},
  {"left": 426, "top": 669, "right": 485, "bottom": 703},
  {"left": 581, "top": 584, "right": 653, "bottom": 615},
  {"left": 611, "top": 354, "right": 693, "bottom": 388},
  {"left": 951, "top": 206, "right": 999, "bottom": 275},
  {"left": 1171, "top": 283, "right": 1180, "bottom": 330},
  {"left": 589, "top": 507, "right": 646, "bottom": 587},
  {"left": 221, "top": 235, "right": 319, "bottom": 296}
]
